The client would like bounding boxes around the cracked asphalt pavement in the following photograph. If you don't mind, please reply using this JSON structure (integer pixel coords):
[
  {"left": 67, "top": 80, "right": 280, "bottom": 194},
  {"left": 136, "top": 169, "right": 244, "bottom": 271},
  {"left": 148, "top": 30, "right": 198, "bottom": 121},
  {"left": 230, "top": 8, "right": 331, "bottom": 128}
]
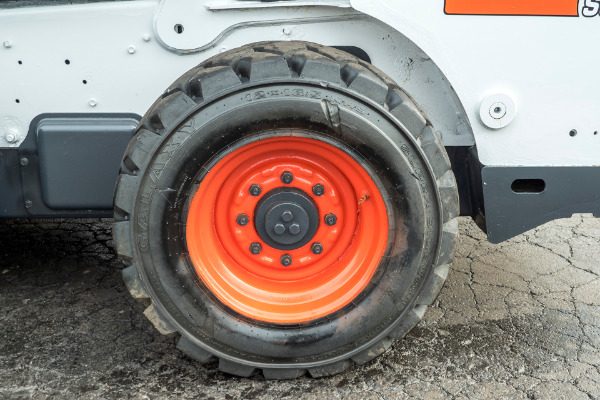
[{"left": 1, "top": 215, "right": 599, "bottom": 399}]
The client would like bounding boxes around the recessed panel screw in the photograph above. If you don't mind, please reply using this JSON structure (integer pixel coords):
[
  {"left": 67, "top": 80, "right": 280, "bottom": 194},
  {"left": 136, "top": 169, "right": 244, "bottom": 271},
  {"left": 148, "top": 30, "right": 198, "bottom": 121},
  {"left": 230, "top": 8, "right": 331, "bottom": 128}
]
[
  {"left": 325, "top": 213, "right": 337, "bottom": 226},
  {"left": 3, "top": 41, "right": 12, "bottom": 48},
  {"left": 20, "top": 157, "right": 29, "bottom": 166},
  {"left": 143, "top": 34, "right": 151, "bottom": 42},
  {"left": 24, "top": 200, "right": 32, "bottom": 209},
  {"left": 312, "top": 184, "right": 325, "bottom": 196},
  {"left": 236, "top": 214, "right": 249, "bottom": 226},
  {"left": 249, "top": 184, "right": 262, "bottom": 196},
  {"left": 128, "top": 45, "right": 136, "bottom": 54},
  {"left": 281, "top": 254, "right": 292, "bottom": 267},
  {"left": 311, "top": 243, "right": 323, "bottom": 254},
  {"left": 281, "top": 171, "right": 293, "bottom": 184},
  {"left": 89, "top": 99, "right": 97, "bottom": 107},
  {"left": 249, "top": 242, "right": 262, "bottom": 255}
]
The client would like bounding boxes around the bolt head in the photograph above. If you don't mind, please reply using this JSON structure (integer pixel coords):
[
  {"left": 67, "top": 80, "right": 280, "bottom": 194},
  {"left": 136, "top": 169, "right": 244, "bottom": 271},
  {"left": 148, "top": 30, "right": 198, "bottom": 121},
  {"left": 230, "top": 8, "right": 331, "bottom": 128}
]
[
  {"left": 280, "top": 254, "right": 292, "bottom": 267},
  {"left": 20, "top": 157, "right": 29, "bottom": 166},
  {"left": 128, "top": 45, "right": 136, "bottom": 54},
  {"left": 289, "top": 223, "right": 301, "bottom": 235},
  {"left": 236, "top": 214, "right": 249, "bottom": 226},
  {"left": 250, "top": 184, "right": 262, "bottom": 196},
  {"left": 311, "top": 242, "right": 323, "bottom": 254},
  {"left": 89, "top": 99, "right": 97, "bottom": 107},
  {"left": 281, "top": 210, "right": 294, "bottom": 222},
  {"left": 281, "top": 171, "right": 293, "bottom": 184},
  {"left": 249, "top": 242, "right": 262, "bottom": 255},
  {"left": 5, "top": 133, "right": 17, "bottom": 143},
  {"left": 3, "top": 40, "right": 12, "bottom": 48},
  {"left": 325, "top": 213, "right": 337, "bottom": 226},
  {"left": 24, "top": 200, "right": 32, "bottom": 209},
  {"left": 274, "top": 223, "right": 286, "bottom": 235},
  {"left": 283, "top": 28, "right": 292, "bottom": 36},
  {"left": 312, "top": 184, "right": 325, "bottom": 196},
  {"left": 143, "top": 34, "right": 151, "bottom": 42}
]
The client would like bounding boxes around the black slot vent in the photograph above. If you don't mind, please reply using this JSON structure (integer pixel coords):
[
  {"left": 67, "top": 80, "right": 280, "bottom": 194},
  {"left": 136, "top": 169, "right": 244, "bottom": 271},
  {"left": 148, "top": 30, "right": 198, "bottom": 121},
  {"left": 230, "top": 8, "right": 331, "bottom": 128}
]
[{"left": 511, "top": 179, "right": 545, "bottom": 193}]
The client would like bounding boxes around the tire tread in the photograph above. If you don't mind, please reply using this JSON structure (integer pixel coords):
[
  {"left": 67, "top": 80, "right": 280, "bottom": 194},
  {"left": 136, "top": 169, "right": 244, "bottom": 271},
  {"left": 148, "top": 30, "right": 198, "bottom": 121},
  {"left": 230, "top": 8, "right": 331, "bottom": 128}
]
[{"left": 113, "top": 41, "right": 459, "bottom": 379}]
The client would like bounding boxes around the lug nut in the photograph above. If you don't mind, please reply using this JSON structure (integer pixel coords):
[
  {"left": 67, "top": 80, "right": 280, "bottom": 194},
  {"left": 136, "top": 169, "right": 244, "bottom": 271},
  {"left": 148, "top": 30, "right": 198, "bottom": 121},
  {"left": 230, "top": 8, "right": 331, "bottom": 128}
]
[
  {"left": 236, "top": 214, "right": 249, "bottom": 226},
  {"left": 281, "top": 254, "right": 292, "bottom": 267},
  {"left": 249, "top": 242, "right": 262, "bottom": 255},
  {"left": 249, "top": 184, "right": 262, "bottom": 196},
  {"left": 325, "top": 213, "right": 337, "bottom": 226},
  {"left": 311, "top": 242, "right": 323, "bottom": 254},
  {"left": 324, "top": 213, "right": 338, "bottom": 226},
  {"left": 312, "top": 184, "right": 325, "bottom": 196},
  {"left": 281, "top": 171, "right": 293, "bottom": 184}
]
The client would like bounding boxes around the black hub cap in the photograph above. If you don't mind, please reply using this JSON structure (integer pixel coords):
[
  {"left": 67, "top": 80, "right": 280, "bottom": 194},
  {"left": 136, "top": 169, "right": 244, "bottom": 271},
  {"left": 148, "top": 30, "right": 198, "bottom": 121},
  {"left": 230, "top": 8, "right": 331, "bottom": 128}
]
[{"left": 254, "top": 188, "right": 319, "bottom": 250}]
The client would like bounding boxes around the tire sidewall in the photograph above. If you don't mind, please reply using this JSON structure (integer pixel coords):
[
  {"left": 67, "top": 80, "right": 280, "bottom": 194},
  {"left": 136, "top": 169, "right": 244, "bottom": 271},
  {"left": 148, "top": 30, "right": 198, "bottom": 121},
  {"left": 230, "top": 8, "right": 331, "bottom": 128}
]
[{"left": 132, "top": 81, "right": 442, "bottom": 366}]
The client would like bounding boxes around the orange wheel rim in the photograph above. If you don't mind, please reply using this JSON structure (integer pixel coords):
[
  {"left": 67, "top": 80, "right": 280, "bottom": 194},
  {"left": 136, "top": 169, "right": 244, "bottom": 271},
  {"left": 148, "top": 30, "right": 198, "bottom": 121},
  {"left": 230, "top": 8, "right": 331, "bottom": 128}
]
[{"left": 185, "top": 136, "right": 389, "bottom": 324}]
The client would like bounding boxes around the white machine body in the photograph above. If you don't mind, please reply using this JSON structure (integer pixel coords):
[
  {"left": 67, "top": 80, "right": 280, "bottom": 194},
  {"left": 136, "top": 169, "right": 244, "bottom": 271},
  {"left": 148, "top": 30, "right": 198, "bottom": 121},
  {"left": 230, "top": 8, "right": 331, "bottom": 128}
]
[{"left": 0, "top": 0, "right": 598, "bottom": 168}]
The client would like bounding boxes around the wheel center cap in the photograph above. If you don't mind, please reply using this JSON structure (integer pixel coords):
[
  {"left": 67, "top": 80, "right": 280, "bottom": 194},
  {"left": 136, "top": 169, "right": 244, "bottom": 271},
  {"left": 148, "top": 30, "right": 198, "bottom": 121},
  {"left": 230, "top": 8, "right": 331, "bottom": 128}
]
[{"left": 254, "top": 188, "right": 319, "bottom": 250}]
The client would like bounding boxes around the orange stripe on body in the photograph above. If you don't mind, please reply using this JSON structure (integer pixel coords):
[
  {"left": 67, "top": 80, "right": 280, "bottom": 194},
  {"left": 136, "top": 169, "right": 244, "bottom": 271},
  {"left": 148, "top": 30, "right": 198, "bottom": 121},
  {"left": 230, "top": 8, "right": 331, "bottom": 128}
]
[{"left": 445, "top": 0, "right": 579, "bottom": 16}]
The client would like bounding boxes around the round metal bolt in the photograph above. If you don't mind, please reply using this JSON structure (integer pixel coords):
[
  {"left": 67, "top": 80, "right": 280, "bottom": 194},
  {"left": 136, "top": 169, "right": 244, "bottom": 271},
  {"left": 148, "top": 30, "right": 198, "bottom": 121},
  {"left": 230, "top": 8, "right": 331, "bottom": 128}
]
[
  {"left": 311, "top": 242, "right": 323, "bottom": 254},
  {"left": 274, "top": 223, "right": 286, "bottom": 235},
  {"left": 312, "top": 184, "right": 325, "bottom": 196},
  {"left": 249, "top": 184, "right": 262, "bottom": 196},
  {"left": 5, "top": 132, "right": 17, "bottom": 143},
  {"left": 143, "top": 34, "right": 152, "bottom": 42},
  {"left": 280, "top": 254, "right": 292, "bottom": 267},
  {"left": 569, "top": 129, "right": 577, "bottom": 137},
  {"left": 24, "top": 200, "right": 32, "bottom": 209},
  {"left": 249, "top": 242, "right": 262, "bottom": 255},
  {"left": 89, "top": 99, "right": 97, "bottom": 107},
  {"left": 289, "top": 223, "right": 301, "bottom": 235},
  {"left": 236, "top": 213, "right": 249, "bottom": 226},
  {"left": 493, "top": 106, "right": 502, "bottom": 114},
  {"left": 128, "top": 45, "right": 136, "bottom": 54},
  {"left": 3, "top": 40, "right": 12, "bottom": 48},
  {"left": 281, "top": 210, "right": 294, "bottom": 222},
  {"left": 281, "top": 171, "right": 293, "bottom": 184},
  {"left": 283, "top": 28, "right": 292, "bottom": 36},
  {"left": 20, "top": 157, "right": 29, "bottom": 166},
  {"left": 325, "top": 213, "right": 337, "bottom": 226}
]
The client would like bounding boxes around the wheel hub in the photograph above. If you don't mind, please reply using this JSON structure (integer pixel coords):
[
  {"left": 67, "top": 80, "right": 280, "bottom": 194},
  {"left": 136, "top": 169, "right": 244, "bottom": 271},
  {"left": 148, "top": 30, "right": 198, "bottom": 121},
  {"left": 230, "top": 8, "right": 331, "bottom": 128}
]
[
  {"left": 254, "top": 188, "right": 319, "bottom": 250},
  {"left": 185, "top": 136, "right": 389, "bottom": 323}
]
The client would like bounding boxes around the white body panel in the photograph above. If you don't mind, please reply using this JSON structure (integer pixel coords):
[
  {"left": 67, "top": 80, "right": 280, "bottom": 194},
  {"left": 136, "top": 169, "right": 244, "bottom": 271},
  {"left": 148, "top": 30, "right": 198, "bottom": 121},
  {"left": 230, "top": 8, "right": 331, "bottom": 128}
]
[
  {"left": 0, "top": 0, "right": 598, "bottom": 167},
  {"left": 353, "top": 0, "right": 600, "bottom": 166}
]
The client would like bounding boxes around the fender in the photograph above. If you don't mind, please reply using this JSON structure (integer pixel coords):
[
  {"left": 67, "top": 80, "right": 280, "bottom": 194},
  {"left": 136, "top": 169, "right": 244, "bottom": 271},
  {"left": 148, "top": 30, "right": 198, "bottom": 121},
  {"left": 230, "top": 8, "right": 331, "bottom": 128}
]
[{"left": 351, "top": 0, "right": 600, "bottom": 167}]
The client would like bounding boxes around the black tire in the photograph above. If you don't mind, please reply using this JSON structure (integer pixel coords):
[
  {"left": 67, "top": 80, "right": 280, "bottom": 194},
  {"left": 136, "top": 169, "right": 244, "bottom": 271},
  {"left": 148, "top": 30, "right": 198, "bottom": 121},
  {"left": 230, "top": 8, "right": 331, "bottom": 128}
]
[{"left": 113, "top": 41, "right": 459, "bottom": 379}]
